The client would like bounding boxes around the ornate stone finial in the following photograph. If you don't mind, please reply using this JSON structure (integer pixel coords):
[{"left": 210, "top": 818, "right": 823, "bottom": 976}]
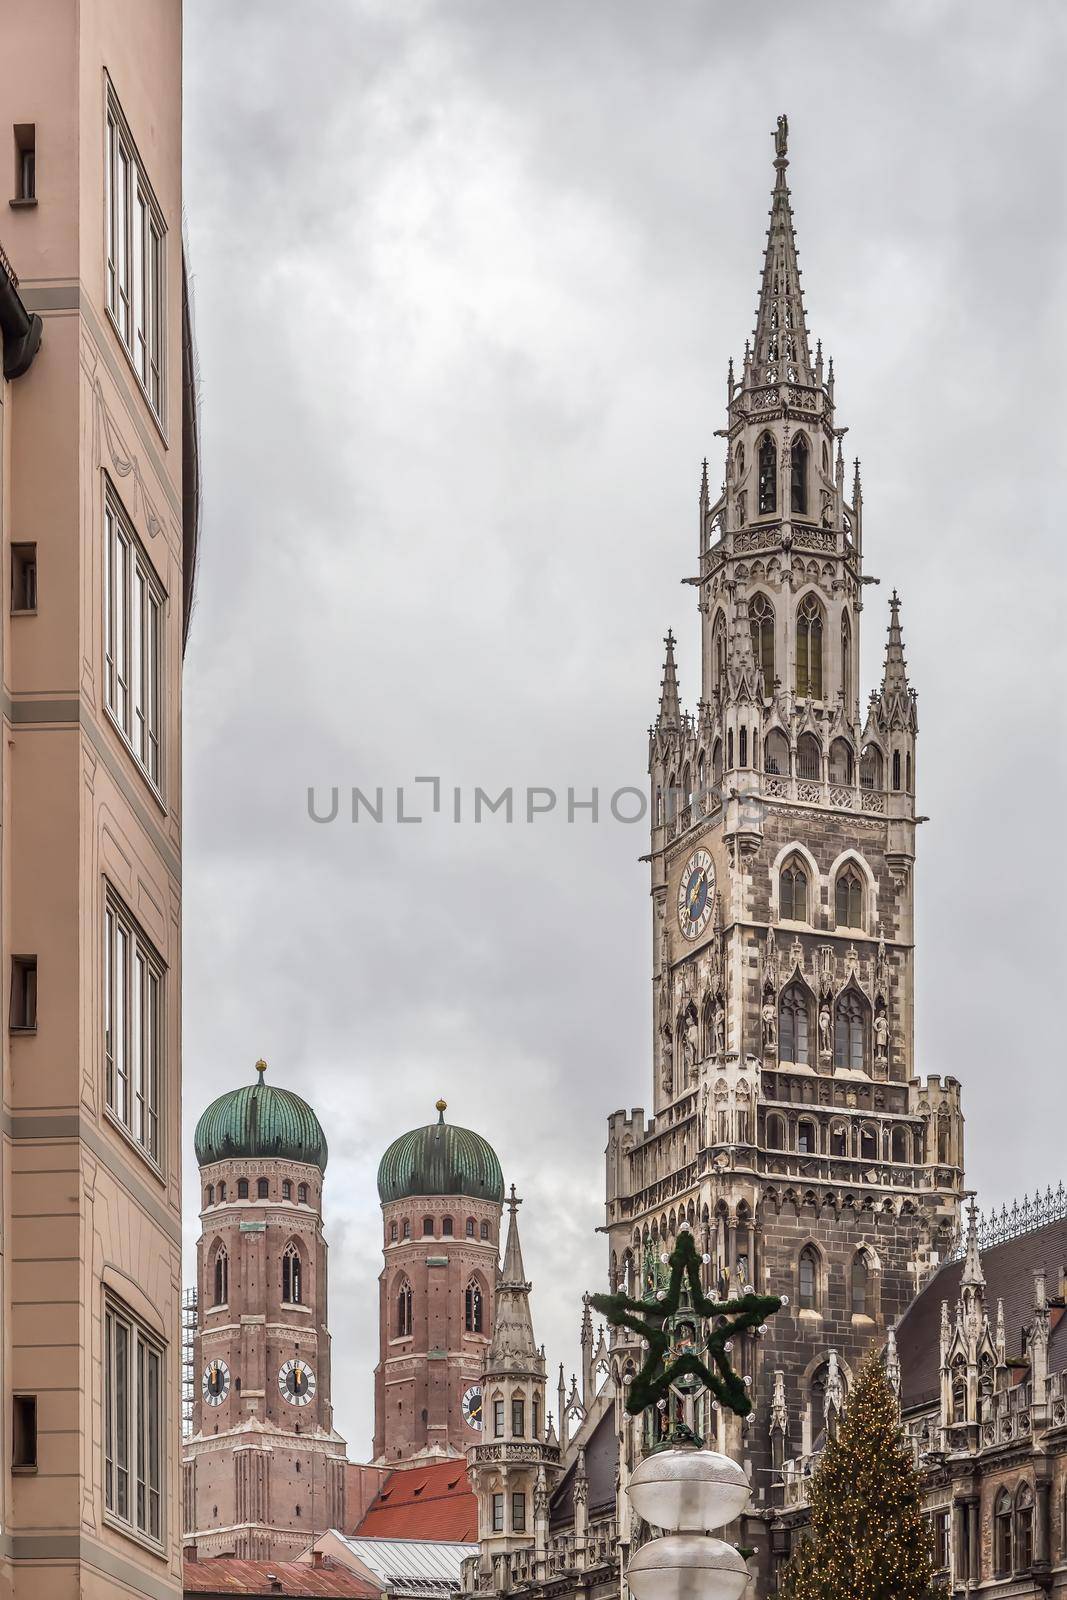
[
  {"left": 435, "top": 1098, "right": 447, "bottom": 1123},
  {"left": 255, "top": 1059, "right": 267, "bottom": 1077},
  {"left": 508, "top": 1183, "right": 522, "bottom": 1218}
]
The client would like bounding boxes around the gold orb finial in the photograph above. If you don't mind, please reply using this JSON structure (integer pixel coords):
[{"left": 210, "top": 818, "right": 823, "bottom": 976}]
[
  {"left": 435, "top": 1098, "right": 447, "bottom": 1122},
  {"left": 255, "top": 1059, "right": 268, "bottom": 1077}
]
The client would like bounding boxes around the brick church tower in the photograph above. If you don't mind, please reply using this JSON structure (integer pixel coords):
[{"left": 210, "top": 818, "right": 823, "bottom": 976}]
[
  {"left": 602, "top": 115, "right": 965, "bottom": 1586},
  {"left": 374, "top": 1101, "right": 504, "bottom": 1462},
  {"left": 183, "top": 1061, "right": 347, "bottom": 1559}
]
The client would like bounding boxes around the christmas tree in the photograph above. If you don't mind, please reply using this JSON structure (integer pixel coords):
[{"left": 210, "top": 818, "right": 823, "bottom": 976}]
[{"left": 780, "top": 1352, "right": 944, "bottom": 1600}]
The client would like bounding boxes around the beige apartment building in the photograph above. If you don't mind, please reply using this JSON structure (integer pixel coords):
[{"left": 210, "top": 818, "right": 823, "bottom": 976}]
[{"left": 0, "top": 3, "right": 198, "bottom": 1597}]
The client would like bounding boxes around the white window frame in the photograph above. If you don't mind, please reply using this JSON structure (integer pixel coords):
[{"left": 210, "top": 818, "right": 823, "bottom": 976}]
[
  {"left": 104, "top": 480, "right": 165, "bottom": 796},
  {"left": 104, "top": 886, "right": 165, "bottom": 1168},
  {"left": 105, "top": 78, "right": 166, "bottom": 426},
  {"left": 104, "top": 1297, "right": 164, "bottom": 1547}
]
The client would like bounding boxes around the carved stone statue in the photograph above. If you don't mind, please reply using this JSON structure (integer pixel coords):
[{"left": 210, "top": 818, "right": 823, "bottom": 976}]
[
  {"left": 874, "top": 1012, "right": 889, "bottom": 1059},
  {"left": 715, "top": 1007, "right": 726, "bottom": 1057},
  {"left": 660, "top": 1031, "right": 673, "bottom": 1094},
  {"left": 762, "top": 1000, "right": 777, "bottom": 1052},
  {"left": 682, "top": 1014, "right": 698, "bottom": 1081},
  {"left": 818, "top": 1006, "right": 832, "bottom": 1059},
  {"left": 774, "top": 114, "right": 789, "bottom": 160}
]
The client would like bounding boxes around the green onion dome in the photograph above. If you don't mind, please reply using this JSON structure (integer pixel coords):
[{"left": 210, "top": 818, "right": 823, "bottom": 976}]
[
  {"left": 377, "top": 1100, "right": 503, "bottom": 1204},
  {"left": 194, "top": 1060, "right": 328, "bottom": 1173}
]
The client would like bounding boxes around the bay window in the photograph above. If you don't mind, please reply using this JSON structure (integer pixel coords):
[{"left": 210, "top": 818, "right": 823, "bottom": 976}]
[
  {"left": 105, "top": 485, "right": 164, "bottom": 792},
  {"left": 104, "top": 889, "right": 164, "bottom": 1165},
  {"left": 106, "top": 82, "right": 166, "bottom": 421}
]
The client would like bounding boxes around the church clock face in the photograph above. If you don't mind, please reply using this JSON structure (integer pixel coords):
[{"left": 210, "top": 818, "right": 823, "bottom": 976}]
[
  {"left": 202, "top": 1359, "right": 230, "bottom": 1406},
  {"left": 677, "top": 848, "right": 715, "bottom": 939},
  {"left": 278, "top": 1358, "right": 317, "bottom": 1407},
  {"left": 461, "top": 1384, "right": 483, "bottom": 1431}
]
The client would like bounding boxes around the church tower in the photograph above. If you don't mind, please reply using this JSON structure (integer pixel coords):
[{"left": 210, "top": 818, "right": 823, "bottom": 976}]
[
  {"left": 469, "top": 1190, "right": 561, "bottom": 1587},
  {"left": 604, "top": 116, "right": 964, "bottom": 1577},
  {"left": 183, "top": 1061, "right": 347, "bottom": 1559},
  {"left": 375, "top": 1101, "right": 505, "bottom": 1462}
]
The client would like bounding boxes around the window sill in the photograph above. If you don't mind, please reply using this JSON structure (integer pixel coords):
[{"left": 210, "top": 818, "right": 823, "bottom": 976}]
[
  {"left": 103, "top": 703, "right": 168, "bottom": 818},
  {"left": 8, "top": 197, "right": 37, "bottom": 210},
  {"left": 10, "top": 607, "right": 37, "bottom": 617},
  {"left": 207, "top": 1303, "right": 229, "bottom": 1315},
  {"left": 103, "top": 1107, "right": 166, "bottom": 1188},
  {"left": 280, "top": 1300, "right": 311, "bottom": 1314},
  {"left": 11, "top": 1463, "right": 37, "bottom": 1475},
  {"left": 9, "top": 1024, "right": 37, "bottom": 1035},
  {"left": 102, "top": 1511, "right": 166, "bottom": 1561}
]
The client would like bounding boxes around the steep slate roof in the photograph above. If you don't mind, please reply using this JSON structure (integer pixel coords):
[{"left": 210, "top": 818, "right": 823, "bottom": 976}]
[
  {"left": 549, "top": 1407, "right": 617, "bottom": 1530},
  {"left": 182, "top": 1559, "right": 377, "bottom": 1597},
  {"left": 897, "top": 1216, "right": 1067, "bottom": 1410},
  {"left": 354, "top": 1461, "right": 477, "bottom": 1543}
]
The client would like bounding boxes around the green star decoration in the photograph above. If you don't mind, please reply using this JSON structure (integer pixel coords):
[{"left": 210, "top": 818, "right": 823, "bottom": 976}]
[{"left": 589, "top": 1229, "right": 782, "bottom": 1422}]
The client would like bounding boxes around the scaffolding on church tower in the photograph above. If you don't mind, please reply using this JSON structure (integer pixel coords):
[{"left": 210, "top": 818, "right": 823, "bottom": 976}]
[{"left": 181, "top": 1286, "right": 198, "bottom": 1438}]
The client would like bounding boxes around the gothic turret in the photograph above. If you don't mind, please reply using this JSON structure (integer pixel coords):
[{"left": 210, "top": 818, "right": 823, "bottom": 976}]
[
  {"left": 750, "top": 113, "right": 813, "bottom": 387},
  {"left": 469, "top": 1190, "right": 560, "bottom": 1585}
]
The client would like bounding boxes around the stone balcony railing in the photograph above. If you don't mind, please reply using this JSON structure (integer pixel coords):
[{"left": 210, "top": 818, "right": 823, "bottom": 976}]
[{"left": 663, "top": 774, "right": 888, "bottom": 844}]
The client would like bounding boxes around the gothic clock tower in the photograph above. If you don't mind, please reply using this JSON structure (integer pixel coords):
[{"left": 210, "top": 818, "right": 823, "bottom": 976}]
[
  {"left": 603, "top": 116, "right": 964, "bottom": 1584},
  {"left": 183, "top": 1061, "right": 347, "bottom": 1560}
]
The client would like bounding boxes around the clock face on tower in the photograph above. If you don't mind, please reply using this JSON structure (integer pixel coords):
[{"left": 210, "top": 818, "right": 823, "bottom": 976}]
[
  {"left": 278, "top": 1358, "right": 317, "bottom": 1407},
  {"left": 202, "top": 1359, "right": 230, "bottom": 1406},
  {"left": 461, "top": 1384, "right": 483, "bottom": 1430},
  {"left": 677, "top": 848, "right": 715, "bottom": 939}
]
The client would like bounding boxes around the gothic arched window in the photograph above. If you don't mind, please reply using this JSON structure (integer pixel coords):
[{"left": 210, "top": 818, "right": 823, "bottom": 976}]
[
  {"left": 297, "top": 1183, "right": 308, "bottom": 1204},
  {"left": 396, "top": 1278, "right": 413, "bottom": 1337},
  {"left": 257, "top": 1177, "right": 269, "bottom": 1199},
  {"left": 711, "top": 612, "right": 727, "bottom": 697},
  {"left": 790, "top": 434, "right": 809, "bottom": 515},
  {"left": 994, "top": 1489, "right": 1013, "bottom": 1576},
  {"left": 798, "top": 1245, "right": 819, "bottom": 1310},
  {"left": 796, "top": 732, "right": 821, "bottom": 781},
  {"left": 797, "top": 1118, "right": 817, "bottom": 1155},
  {"left": 237, "top": 1178, "right": 249, "bottom": 1199},
  {"left": 205, "top": 1184, "right": 214, "bottom": 1206},
  {"left": 282, "top": 1243, "right": 302, "bottom": 1305},
  {"left": 850, "top": 1251, "right": 869, "bottom": 1316},
  {"left": 892, "top": 750, "right": 902, "bottom": 791},
  {"left": 442, "top": 1216, "right": 454, "bottom": 1237},
  {"left": 779, "top": 983, "right": 811, "bottom": 1064},
  {"left": 749, "top": 593, "right": 775, "bottom": 696},
  {"left": 766, "top": 1113, "right": 785, "bottom": 1150},
  {"left": 834, "top": 990, "right": 867, "bottom": 1071},
  {"left": 738, "top": 727, "right": 748, "bottom": 767},
  {"left": 465, "top": 1278, "right": 484, "bottom": 1334},
  {"left": 765, "top": 728, "right": 788, "bottom": 776},
  {"left": 712, "top": 738, "right": 723, "bottom": 788},
  {"left": 217, "top": 1181, "right": 226, "bottom": 1201},
  {"left": 829, "top": 737, "right": 854, "bottom": 786},
  {"left": 389, "top": 1220, "right": 398, "bottom": 1242},
  {"left": 480, "top": 1219, "right": 490, "bottom": 1241},
  {"left": 758, "top": 433, "right": 777, "bottom": 515},
  {"left": 213, "top": 1246, "right": 228, "bottom": 1306},
  {"left": 282, "top": 1179, "right": 292, "bottom": 1200},
  {"left": 466, "top": 1217, "right": 475, "bottom": 1238},
  {"left": 891, "top": 1126, "right": 910, "bottom": 1163},
  {"left": 796, "top": 595, "right": 824, "bottom": 699},
  {"left": 860, "top": 744, "right": 883, "bottom": 790},
  {"left": 1015, "top": 1484, "right": 1034, "bottom": 1571},
  {"left": 779, "top": 856, "right": 808, "bottom": 923},
  {"left": 835, "top": 868, "right": 864, "bottom": 929}
]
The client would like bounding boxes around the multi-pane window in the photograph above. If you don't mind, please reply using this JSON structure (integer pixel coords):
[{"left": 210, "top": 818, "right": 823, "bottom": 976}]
[
  {"left": 493, "top": 1400, "right": 505, "bottom": 1438},
  {"left": 491, "top": 1493, "right": 504, "bottom": 1533},
  {"left": 396, "top": 1280, "right": 413, "bottom": 1337},
  {"left": 795, "top": 595, "right": 823, "bottom": 699},
  {"left": 104, "top": 890, "right": 163, "bottom": 1164},
  {"left": 798, "top": 1246, "right": 818, "bottom": 1311},
  {"left": 749, "top": 593, "right": 775, "bottom": 696},
  {"left": 512, "top": 1399, "right": 525, "bottom": 1437},
  {"left": 104, "top": 1300, "right": 163, "bottom": 1545},
  {"left": 104, "top": 487, "right": 164, "bottom": 792},
  {"left": 105, "top": 84, "right": 165, "bottom": 421},
  {"left": 834, "top": 990, "right": 867, "bottom": 1072},
  {"left": 213, "top": 1248, "right": 228, "bottom": 1306},
  {"left": 512, "top": 1492, "right": 526, "bottom": 1532},
  {"left": 779, "top": 857, "right": 807, "bottom": 923},
  {"left": 835, "top": 869, "right": 863, "bottom": 929},
  {"left": 779, "top": 984, "right": 810, "bottom": 1065}
]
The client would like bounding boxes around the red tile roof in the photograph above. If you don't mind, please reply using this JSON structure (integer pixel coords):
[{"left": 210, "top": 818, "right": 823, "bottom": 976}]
[
  {"left": 183, "top": 1558, "right": 378, "bottom": 1597},
  {"left": 354, "top": 1460, "right": 477, "bottom": 1542}
]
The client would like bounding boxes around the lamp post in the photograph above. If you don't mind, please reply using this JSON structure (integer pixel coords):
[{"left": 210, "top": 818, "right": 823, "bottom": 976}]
[{"left": 588, "top": 1225, "right": 784, "bottom": 1600}]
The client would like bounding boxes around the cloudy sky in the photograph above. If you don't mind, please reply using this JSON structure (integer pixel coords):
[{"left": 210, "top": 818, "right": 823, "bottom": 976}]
[{"left": 181, "top": 0, "right": 1066, "bottom": 1456}]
